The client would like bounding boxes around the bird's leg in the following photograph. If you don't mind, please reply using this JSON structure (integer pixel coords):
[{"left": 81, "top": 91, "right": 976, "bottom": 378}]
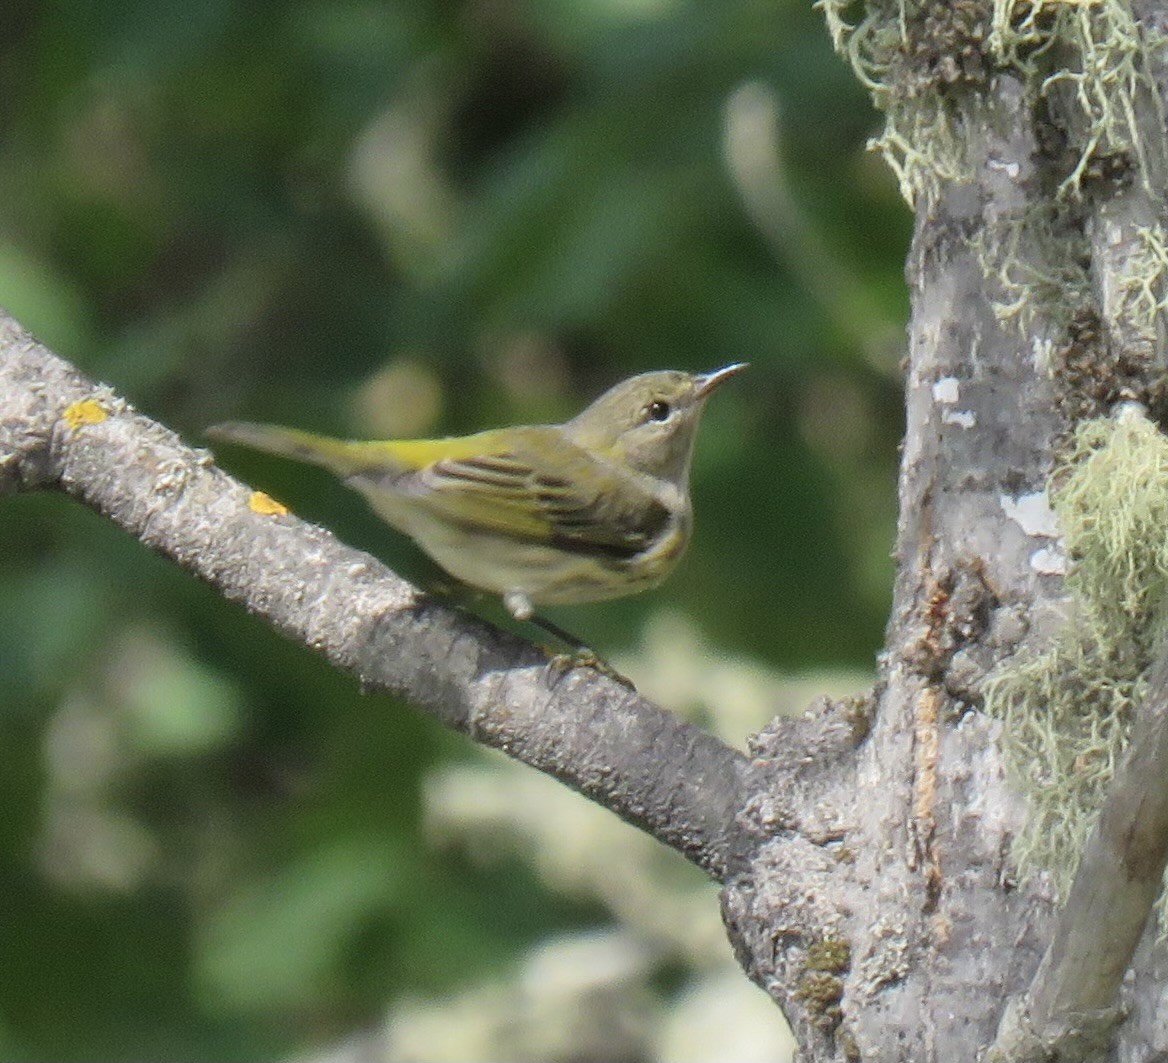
[
  {"left": 529, "top": 613, "right": 636, "bottom": 691},
  {"left": 423, "top": 583, "right": 635, "bottom": 689},
  {"left": 527, "top": 612, "right": 588, "bottom": 652},
  {"left": 503, "top": 592, "right": 586, "bottom": 655}
]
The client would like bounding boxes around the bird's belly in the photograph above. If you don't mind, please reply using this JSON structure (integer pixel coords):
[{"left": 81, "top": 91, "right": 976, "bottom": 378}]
[
  {"left": 423, "top": 530, "right": 631, "bottom": 604},
  {"left": 363, "top": 488, "right": 688, "bottom": 607}
]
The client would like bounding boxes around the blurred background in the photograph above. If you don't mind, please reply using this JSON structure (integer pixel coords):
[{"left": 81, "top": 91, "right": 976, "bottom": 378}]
[{"left": 0, "top": 0, "right": 909, "bottom": 1059}]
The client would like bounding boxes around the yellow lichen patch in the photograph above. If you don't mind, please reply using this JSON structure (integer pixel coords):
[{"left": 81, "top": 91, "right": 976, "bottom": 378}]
[
  {"left": 62, "top": 398, "right": 108, "bottom": 429},
  {"left": 247, "top": 491, "right": 288, "bottom": 516}
]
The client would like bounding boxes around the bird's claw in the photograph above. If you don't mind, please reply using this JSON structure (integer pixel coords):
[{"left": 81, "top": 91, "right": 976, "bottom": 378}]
[{"left": 542, "top": 648, "right": 637, "bottom": 691}]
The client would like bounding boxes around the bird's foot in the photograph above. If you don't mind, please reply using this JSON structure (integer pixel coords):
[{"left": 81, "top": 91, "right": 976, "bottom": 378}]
[{"left": 543, "top": 647, "right": 636, "bottom": 691}]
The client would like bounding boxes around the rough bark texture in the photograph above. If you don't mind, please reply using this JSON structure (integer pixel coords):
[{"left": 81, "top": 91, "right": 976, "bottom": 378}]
[
  {"left": 722, "top": 72, "right": 1060, "bottom": 1061},
  {"left": 722, "top": 3, "right": 1168, "bottom": 1060}
]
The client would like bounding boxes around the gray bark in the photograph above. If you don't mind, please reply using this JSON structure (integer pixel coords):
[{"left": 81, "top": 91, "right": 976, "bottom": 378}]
[
  {"left": 724, "top": 3, "right": 1168, "bottom": 1061},
  {"left": 724, "top": 71, "right": 1062, "bottom": 1060}
]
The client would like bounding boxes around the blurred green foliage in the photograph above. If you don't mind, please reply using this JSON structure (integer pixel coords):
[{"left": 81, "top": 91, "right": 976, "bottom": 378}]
[{"left": 0, "top": 0, "right": 908, "bottom": 1058}]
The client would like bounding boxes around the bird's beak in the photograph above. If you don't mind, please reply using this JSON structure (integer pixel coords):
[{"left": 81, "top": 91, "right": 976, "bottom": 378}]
[{"left": 694, "top": 362, "right": 749, "bottom": 399}]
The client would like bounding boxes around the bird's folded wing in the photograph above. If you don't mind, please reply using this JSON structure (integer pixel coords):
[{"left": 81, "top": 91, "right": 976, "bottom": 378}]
[{"left": 413, "top": 449, "right": 670, "bottom": 561}]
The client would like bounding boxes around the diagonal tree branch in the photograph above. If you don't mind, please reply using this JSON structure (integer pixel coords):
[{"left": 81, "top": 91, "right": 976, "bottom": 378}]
[
  {"left": 0, "top": 309, "right": 762, "bottom": 881},
  {"left": 989, "top": 637, "right": 1168, "bottom": 1061}
]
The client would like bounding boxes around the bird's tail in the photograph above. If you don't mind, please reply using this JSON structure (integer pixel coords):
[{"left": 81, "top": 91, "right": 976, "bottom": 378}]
[{"left": 206, "top": 421, "right": 381, "bottom": 477}]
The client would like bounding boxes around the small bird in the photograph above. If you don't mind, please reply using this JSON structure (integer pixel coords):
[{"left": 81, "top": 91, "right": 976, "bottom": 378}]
[{"left": 207, "top": 364, "right": 746, "bottom": 623}]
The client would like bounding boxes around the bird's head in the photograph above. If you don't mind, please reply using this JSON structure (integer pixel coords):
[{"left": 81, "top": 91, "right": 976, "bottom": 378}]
[{"left": 564, "top": 364, "right": 747, "bottom": 486}]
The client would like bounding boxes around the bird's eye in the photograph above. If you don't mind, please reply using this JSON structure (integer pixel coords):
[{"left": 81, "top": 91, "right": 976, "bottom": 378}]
[{"left": 645, "top": 400, "right": 671, "bottom": 422}]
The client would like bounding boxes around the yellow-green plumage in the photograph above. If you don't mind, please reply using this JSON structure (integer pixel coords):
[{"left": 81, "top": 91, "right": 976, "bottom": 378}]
[{"left": 207, "top": 365, "right": 745, "bottom": 619}]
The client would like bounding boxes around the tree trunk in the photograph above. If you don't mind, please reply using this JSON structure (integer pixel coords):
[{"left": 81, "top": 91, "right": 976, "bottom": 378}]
[{"left": 723, "top": 2, "right": 1168, "bottom": 1059}]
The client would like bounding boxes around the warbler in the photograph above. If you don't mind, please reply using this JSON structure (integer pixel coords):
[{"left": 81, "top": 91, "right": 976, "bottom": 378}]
[{"left": 207, "top": 364, "right": 746, "bottom": 622}]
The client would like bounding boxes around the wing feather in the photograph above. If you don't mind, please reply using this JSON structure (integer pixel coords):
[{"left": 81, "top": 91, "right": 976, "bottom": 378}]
[{"left": 352, "top": 438, "right": 672, "bottom": 561}]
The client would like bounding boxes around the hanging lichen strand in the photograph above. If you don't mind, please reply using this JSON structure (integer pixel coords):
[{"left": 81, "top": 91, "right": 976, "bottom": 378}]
[
  {"left": 986, "top": 408, "right": 1168, "bottom": 902},
  {"left": 819, "top": 0, "right": 1165, "bottom": 203},
  {"left": 817, "top": 0, "right": 1168, "bottom": 332}
]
